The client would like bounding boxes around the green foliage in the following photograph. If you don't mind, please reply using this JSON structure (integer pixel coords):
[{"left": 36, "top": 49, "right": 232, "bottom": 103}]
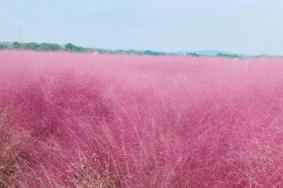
[
  {"left": 0, "top": 44, "right": 9, "bottom": 49},
  {"left": 93, "top": 48, "right": 110, "bottom": 54},
  {"left": 64, "top": 43, "right": 85, "bottom": 52},
  {"left": 1, "top": 41, "right": 245, "bottom": 58},
  {"left": 12, "top": 41, "right": 22, "bottom": 48},
  {"left": 216, "top": 52, "right": 241, "bottom": 58},
  {"left": 142, "top": 50, "right": 165, "bottom": 56},
  {"left": 38, "top": 43, "right": 62, "bottom": 51},
  {"left": 2, "top": 41, "right": 86, "bottom": 52},
  {"left": 10, "top": 42, "right": 63, "bottom": 51},
  {"left": 186, "top": 52, "right": 200, "bottom": 57},
  {"left": 25, "top": 42, "right": 40, "bottom": 50}
]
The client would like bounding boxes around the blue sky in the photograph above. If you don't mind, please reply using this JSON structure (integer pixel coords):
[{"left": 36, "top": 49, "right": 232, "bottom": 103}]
[{"left": 0, "top": 0, "right": 283, "bottom": 55}]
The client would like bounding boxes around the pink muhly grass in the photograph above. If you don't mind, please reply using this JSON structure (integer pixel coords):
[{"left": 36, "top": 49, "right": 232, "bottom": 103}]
[{"left": 1, "top": 51, "right": 283, "bottom": 187}]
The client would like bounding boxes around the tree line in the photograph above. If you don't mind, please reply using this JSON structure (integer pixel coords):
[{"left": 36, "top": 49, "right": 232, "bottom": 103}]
[{"left": 0, "top": 41, "right": 243, "bottom": 58}]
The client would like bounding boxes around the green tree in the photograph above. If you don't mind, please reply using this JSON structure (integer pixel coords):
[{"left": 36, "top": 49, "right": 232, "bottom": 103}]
[{"left": 64, "top": 43, "right": 85, "bottom": 52}]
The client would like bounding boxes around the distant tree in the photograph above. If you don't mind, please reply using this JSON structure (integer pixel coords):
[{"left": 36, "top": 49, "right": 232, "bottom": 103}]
[
  {"left": 187, "top": 52, "right": 200, "bottom": 57},
  {"left": 0, "top": 44, "right": 8, "bottom": 49},
  {"left": 38, "top": 43, "right": 62, "bottom": 51},
  {"left": 64, "top": 43, "right": 85, "bottom": 52},
  {"left": 12, "top": 41, "right": 22, "bottom": 48},
  {"left": 13, "top": 42, "right": 62, "bottom": 51},
  {"left": 216, "top": 52, "right": 240, "bottom": 58},
  {"left": 25, "top": 42, "right": 40, "bottom": 50},
  {"left": 143, "top": 50, "right": 164, "bottom": 56}
]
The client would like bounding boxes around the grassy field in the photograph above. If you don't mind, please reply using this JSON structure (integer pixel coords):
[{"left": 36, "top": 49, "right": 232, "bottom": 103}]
[{"left": 1, "top": 51, "right": 283, "bottom": 187}]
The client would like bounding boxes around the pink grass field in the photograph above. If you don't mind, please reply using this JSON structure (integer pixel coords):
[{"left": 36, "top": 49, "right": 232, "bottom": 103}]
[{"left": 1, "top": 51, "right": 283, "bottom": 187}]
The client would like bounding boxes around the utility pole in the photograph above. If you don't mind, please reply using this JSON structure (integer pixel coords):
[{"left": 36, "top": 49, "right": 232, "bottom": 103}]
[{"left": 19, "top": 26, "right": 23, "bottom": 42}]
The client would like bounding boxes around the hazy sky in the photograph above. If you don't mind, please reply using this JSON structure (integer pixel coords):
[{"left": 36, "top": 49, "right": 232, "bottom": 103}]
[{"left": 1, "top": 0, "right": 283, "bottom": 55}]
